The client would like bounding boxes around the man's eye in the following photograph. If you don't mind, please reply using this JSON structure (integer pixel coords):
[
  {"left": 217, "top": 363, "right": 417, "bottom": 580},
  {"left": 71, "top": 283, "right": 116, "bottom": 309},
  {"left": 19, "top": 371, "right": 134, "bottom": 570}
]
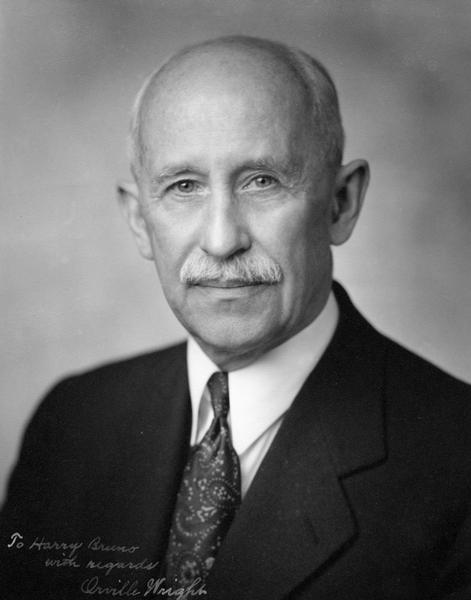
[
  {"left": 171, "top": 180, "right": 198, "bottom": 194},
  {"left": 248, "top": 175, "right": 278, "bottom": 189}
]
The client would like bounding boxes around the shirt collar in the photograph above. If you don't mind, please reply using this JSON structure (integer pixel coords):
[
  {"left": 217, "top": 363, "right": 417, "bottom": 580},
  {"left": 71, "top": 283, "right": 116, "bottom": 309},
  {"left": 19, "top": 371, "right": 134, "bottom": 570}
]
[{"left": 187, "top": 292, "right": 339, "bottom": 454}]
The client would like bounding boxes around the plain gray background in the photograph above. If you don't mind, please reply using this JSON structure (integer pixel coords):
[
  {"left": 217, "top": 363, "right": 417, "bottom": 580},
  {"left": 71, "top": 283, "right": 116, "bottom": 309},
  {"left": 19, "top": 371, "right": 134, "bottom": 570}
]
[{"left": 1, "top": 0, "right": 471, "bottom": 501}]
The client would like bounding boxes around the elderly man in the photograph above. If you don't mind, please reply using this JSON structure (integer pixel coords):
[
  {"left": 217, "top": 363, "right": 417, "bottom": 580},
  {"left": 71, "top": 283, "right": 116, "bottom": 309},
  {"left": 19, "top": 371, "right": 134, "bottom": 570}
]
[{"left": 1, "top": 36, "right": 470, "bottom": 600}]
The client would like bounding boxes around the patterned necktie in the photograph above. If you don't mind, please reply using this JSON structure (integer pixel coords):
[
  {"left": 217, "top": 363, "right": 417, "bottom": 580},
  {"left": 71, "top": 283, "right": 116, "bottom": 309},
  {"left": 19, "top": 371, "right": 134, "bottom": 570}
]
[{"left": 165, "top": 371, "right": 241, "bottom": 588}]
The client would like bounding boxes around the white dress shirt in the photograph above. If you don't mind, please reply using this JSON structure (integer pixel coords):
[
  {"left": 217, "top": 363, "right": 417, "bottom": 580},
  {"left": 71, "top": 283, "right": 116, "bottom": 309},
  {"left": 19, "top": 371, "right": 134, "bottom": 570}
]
[{"left": 187, "top": 292, "right": 339, "bottom": 497}]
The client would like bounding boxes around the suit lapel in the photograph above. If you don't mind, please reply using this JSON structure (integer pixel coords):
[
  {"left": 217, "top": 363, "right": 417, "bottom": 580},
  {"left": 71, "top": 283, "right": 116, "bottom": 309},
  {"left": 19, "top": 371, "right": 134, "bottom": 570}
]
[
  {"left": 206, "top": 379, "right": 356, "bottom": 600},
  {"left": 101, "top": 345, "right": 192, "bottom": 562},
  {"left": 206, "top": 283, "right": 387, "bottom": 599}
]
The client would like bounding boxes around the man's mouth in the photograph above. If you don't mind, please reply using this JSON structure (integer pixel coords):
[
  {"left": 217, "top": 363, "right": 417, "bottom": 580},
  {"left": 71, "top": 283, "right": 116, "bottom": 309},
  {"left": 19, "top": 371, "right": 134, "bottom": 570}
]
[{"left": 193, "top": 280, "right": 264, "bottom": 288}]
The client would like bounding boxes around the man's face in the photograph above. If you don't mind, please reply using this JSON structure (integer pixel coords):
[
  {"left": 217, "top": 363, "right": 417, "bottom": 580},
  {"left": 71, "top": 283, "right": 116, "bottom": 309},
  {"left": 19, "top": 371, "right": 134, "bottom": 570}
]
[{"left": 132, "top": 54, "right": 337, "bottom": 369}]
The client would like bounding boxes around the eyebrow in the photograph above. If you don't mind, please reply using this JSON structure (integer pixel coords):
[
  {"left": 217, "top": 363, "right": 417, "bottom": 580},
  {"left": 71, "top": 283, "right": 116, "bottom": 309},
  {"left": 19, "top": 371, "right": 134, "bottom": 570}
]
[
  {"left": 237, "top": 157, "right": 302, "bottom": 180},
  {"left": 150, "top": 164, "right": 205, "bottom": 187}
]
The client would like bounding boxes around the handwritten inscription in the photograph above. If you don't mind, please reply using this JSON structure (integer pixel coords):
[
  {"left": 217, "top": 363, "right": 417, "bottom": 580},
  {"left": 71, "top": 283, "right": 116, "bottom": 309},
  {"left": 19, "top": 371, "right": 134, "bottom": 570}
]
[
  {"left": 88, "top": 537, "right": 140, "bottom": 554},
  {"left": 45, "top": 556, "right": 81, "bottom": 568},
  {"left": 80, "top": 576, "right": 207, "bottom": 598},
  {"left": 7, "top": 532, "right": 158, "bottom": 576},
  {"left": 81, "top": 576, "right": 141, "bottom": 597},
  {"left": 7, "top": 532, "right": 24, "bottom": 548},
  {"left": 85, "top": 558, "right": 159, "bottom": 577},
  {"left": 6, "top": 532, "right": 207, "bottom": 597},
  {"left": 144, "top": 577, "right": 207, "bottom": 598},
  {"left": 29, "top": 536, "right": 83, "bottom": 557}
]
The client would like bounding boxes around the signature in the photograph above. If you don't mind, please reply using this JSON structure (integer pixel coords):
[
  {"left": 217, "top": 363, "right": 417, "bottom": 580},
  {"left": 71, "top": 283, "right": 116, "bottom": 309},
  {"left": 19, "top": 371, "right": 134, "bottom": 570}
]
[
  {"left": 80, "top": 576, "right": 207, "bottom": 598},
  {"left": 144, "top": 577, "right": 207, "bottom": 598},
  {"left": 81, "top": 577, "right": 141, "bottom": 597}
]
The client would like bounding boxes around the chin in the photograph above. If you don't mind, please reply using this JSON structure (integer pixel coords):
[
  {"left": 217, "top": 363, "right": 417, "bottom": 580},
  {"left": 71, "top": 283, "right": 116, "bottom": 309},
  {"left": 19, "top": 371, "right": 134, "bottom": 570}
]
[{"left": 190, "top": 315, "right": 280, "bottom": 366}]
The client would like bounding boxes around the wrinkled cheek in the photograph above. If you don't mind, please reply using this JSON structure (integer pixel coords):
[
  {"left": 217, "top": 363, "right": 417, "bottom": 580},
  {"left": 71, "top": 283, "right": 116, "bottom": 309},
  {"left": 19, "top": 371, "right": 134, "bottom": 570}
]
[
  {"left": 149, "top": 233, "right": 182, "bottom": 282},
  {"left": 283, "top": 244, "right": 329, "bottom": 310}
]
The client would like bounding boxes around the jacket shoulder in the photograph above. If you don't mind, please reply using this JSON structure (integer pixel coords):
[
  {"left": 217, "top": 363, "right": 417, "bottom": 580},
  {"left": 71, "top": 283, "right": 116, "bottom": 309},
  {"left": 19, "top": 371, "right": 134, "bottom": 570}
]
[
  {"left": 30, "top": 342, "right": 187, "bottom": 431},
  {"left": 67, "top": 341, "right": 187, "bottom": 385},
  {"left": 382, "top": 333, "right": 471, "bottom": 400},
  {"left": 377, "top": 332, "right": 471, "bottom": 468}
]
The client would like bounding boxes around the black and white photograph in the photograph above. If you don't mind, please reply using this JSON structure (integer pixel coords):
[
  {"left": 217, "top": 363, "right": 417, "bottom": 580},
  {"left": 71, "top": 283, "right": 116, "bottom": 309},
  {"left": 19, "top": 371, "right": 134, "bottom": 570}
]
[{"left": 1, "top": 2, "right": 471, "bottom": 598}]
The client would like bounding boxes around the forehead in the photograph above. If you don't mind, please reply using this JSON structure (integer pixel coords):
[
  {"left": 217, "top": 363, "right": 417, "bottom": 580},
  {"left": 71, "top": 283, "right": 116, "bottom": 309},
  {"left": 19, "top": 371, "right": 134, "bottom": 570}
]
[
  {"left": 138, "top": 48, "right": 314, "bottom": 173},
  {"left": 144, "top": 45, "right": 310, "bottom": 115}
]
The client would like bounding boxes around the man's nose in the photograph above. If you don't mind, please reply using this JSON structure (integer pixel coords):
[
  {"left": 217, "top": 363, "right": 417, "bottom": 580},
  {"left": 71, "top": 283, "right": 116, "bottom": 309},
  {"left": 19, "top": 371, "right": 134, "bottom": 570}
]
[{"left": 199, "top": 192, "right": 251, "bottom": 259}]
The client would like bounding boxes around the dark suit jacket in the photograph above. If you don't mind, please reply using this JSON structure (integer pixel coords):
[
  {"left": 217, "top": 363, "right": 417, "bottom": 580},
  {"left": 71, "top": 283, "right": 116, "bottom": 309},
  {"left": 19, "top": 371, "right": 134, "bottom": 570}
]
[{"left": 1, "top": 283, "right": 471, "bottom": 599}]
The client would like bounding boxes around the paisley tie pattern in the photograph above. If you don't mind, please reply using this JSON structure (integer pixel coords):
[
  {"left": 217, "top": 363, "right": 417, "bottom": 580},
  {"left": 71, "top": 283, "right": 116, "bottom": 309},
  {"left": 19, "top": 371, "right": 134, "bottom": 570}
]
[{"left": 165, "top": 372, "right": 241, "bottom": 588}]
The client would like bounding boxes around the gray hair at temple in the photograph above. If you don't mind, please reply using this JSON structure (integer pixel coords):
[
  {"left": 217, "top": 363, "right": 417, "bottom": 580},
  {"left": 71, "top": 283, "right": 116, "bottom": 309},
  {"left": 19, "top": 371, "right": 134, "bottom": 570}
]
[{"left": 127, "top": 35, "right": 345, "bottom": 180}]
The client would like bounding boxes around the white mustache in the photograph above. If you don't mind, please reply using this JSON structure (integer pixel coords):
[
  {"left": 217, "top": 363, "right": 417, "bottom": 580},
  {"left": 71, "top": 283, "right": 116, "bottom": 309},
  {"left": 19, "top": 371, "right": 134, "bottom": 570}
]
[{"left": 180, "top": 254, "right": 283, "bottom": 285}]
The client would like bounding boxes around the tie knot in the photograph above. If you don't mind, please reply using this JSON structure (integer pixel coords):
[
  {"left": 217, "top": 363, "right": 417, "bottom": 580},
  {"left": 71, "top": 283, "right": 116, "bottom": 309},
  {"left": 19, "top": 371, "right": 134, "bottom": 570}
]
[{"left": 207, "top": 371, "right": 229, "bottom": 419}]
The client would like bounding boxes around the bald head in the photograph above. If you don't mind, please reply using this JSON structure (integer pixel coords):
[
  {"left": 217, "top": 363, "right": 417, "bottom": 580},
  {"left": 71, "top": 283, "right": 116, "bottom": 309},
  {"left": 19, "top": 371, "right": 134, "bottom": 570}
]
[{"left": 128, "top": 36, "right": 344, "bottom": 180}]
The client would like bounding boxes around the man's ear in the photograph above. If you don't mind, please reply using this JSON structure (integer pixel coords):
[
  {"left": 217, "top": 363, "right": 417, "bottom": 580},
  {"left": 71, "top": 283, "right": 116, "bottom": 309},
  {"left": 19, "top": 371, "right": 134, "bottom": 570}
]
[
  {"left": 329, "top": 159, "right": 370, "bottom": 246},
  {"left": 116, "top": 180, "right": 154, "bottom": 260}
]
